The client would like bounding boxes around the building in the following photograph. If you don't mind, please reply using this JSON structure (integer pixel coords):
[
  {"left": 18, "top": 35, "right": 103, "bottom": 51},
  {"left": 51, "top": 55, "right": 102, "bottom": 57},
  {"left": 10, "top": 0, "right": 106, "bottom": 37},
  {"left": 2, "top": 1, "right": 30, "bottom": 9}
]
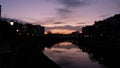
[
  {"left": 82, "top": 26, "right": 94, "bottom": 38},
  {"left": 33, "top": 25, "right": 45, "bottom": 36},
  {"left": 0, "top": 5, "right": 1, "bottom": 18}
]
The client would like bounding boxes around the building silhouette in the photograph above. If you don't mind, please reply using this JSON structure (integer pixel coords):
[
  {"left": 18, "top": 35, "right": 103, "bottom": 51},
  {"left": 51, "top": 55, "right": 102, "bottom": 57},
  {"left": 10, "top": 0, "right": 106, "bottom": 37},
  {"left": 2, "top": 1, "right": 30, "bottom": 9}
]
[
  {"left": 0, "top": 5, "right": 1, "bottom": 18},
  {"left": 82, "top": 14, "right": 120, "bottom": 40}
]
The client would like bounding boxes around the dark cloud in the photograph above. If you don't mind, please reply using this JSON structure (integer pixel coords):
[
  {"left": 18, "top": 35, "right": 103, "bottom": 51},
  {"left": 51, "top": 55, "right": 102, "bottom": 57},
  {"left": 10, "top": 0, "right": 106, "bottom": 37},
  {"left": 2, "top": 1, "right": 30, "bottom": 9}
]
[
  {"left": 54, "top": 22, "right": 63, "bottom": 24},
  {"left": 56, "top": 8, "right": 72, "bottom": 18},
  {"left": 77, "top": 22, "right": 85, "bottom": 24},
  {"left": 58, "top": 0, "right": 87, "bottom": 8},
  {"left": 55, "top": 0, "right": 88, "bottom": 18},
  {"left": 57, "top": 8, "right": 71, "bottom": 13},
  {"left": 45, "top": 0, "right": 88, "bottom": 7}
]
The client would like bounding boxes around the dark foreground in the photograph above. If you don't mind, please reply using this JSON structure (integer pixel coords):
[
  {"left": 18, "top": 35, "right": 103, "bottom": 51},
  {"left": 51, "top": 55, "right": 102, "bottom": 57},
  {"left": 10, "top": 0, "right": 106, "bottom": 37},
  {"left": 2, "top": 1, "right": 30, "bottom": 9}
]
[{"left": 0, "top": 38, "right": 61, "bottom": 68}]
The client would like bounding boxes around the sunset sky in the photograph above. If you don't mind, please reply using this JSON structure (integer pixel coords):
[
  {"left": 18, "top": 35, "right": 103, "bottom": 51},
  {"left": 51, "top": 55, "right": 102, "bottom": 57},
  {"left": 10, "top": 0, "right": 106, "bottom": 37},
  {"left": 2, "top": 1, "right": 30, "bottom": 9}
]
[{"left": 0, "top": 0, "right": 120, "bottom": 34}]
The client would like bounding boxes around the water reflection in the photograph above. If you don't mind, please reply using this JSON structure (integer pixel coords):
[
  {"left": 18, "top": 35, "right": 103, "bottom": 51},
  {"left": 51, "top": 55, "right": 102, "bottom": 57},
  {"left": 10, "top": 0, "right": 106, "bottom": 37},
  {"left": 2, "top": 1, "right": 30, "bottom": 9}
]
[{"left": 43, "top": 42, "right": 104, "bottom": 68}]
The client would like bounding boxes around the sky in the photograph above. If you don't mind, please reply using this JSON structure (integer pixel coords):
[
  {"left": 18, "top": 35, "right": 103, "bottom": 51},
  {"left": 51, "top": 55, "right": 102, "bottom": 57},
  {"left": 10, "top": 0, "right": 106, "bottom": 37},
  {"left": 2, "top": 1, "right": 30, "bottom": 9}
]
[{"left": 0, "top": 0, "right": 120, "bottom": 34}]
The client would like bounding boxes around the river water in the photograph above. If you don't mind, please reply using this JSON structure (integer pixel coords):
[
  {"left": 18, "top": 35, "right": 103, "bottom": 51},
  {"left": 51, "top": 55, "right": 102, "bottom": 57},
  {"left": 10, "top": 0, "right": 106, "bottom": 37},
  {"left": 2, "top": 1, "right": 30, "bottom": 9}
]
[{"left": 43, "top": 42, "right": 107, "bottom": 68}]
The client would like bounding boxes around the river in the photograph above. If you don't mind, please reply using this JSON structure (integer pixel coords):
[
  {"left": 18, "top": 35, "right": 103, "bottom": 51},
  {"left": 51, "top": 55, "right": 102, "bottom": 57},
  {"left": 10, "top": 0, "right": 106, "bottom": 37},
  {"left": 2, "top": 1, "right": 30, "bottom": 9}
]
[{"left": 43, "top": 41, "right": 107, "bottom": 68}]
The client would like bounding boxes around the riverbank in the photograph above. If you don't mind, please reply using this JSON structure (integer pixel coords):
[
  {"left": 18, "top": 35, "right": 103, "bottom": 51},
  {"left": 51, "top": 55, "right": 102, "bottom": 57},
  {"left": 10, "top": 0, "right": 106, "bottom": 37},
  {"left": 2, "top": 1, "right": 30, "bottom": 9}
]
[
  {"left": 0, "top": 39, "right": 61, "bottom": 68},
  {"left": 79, "top": 39, "right": 120, "bottom": 53},
  {"left": 74, "top": 38, "right": 120, "bottom": 68}
]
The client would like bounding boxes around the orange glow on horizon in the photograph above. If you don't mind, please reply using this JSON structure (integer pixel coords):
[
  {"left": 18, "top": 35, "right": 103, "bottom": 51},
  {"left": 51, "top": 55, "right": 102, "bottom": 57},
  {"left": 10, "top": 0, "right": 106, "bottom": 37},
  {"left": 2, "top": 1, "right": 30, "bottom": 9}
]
[{"left": 45, "top": 29, "right": 76, "bottom": 34}]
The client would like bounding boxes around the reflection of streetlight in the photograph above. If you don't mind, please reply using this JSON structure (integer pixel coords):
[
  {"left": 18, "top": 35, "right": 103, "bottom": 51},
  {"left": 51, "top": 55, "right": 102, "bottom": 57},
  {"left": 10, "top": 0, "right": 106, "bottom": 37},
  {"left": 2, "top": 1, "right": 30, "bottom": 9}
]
[{"left": 10, "top": 21, "right": 14, "bottom": 26}]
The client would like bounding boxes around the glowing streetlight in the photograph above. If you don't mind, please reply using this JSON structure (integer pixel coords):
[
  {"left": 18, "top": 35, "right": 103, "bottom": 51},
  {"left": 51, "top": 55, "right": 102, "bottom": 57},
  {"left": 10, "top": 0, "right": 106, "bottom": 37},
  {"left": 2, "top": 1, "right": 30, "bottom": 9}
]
[{"left": 10, "top": 21, "right": 14, "bottom": 26}]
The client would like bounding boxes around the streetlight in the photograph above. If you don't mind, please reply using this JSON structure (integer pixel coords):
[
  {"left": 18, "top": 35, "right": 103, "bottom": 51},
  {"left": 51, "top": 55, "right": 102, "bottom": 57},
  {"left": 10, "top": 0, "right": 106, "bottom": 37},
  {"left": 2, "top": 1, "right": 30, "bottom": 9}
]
[{"left": 10, "top": 21, "right": 14, "bottom": 26}]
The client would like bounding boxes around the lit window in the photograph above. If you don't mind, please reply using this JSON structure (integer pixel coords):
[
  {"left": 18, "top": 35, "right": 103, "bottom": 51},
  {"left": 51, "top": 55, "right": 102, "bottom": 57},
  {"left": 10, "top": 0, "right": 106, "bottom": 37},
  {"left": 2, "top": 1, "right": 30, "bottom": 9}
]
[
  {"left": 19, "top": 33, "right": 21, "bottom": 35},
  {"left": 32, "top": 34, "right": 34, "bottom": 36},
  {"left": 100, "top": 34, "right": 103, "bottom": 36},
  {"left": 27, "top": 33, "right": 29, "bottom": 35},
  {"left": 16, "top": 29, "right": 19, "bottom": 32}
]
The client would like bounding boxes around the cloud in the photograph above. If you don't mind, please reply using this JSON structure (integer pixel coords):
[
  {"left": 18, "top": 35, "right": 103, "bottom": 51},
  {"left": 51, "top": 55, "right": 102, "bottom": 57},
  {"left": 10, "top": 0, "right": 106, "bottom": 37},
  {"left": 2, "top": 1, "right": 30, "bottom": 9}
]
[
  {"left": 56, "top": 8, "right": 72, "bottom": 18},
  {"left": 46, "top": 25, "right": 82, "bottom": 30},
  {"left": 45, "top": 0, "right": 89, "bottom": 19},
  {"left": 42, "top": 17, "right": 56, "bottom": 23},
  {"left": 45, "top": 25, "right": 82, "bottom": 32},
  {"left": 22, "top": 17, "right": 40, "bottom": 22},
  {"left": 54, "top": 22, "right": 63, "bottom": 24},
  {"left": 58, "top": 0, "right": 87, "bottom": 8},
  {"left": 77, "top": 22, "right": 86, "bottom": 24},
  {"left": 55, "top": 0, "right": 88, "bottom": 18},
  {"left": 57, "top": 8, "right": 71, "bottom": 13}
]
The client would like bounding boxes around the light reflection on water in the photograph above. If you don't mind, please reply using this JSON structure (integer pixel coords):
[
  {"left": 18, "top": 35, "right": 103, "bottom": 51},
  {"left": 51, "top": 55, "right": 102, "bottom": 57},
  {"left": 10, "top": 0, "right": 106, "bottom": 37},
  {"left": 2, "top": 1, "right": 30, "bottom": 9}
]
[{"left": 43, "top": 42, "right": 105, "bottom": 68}]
